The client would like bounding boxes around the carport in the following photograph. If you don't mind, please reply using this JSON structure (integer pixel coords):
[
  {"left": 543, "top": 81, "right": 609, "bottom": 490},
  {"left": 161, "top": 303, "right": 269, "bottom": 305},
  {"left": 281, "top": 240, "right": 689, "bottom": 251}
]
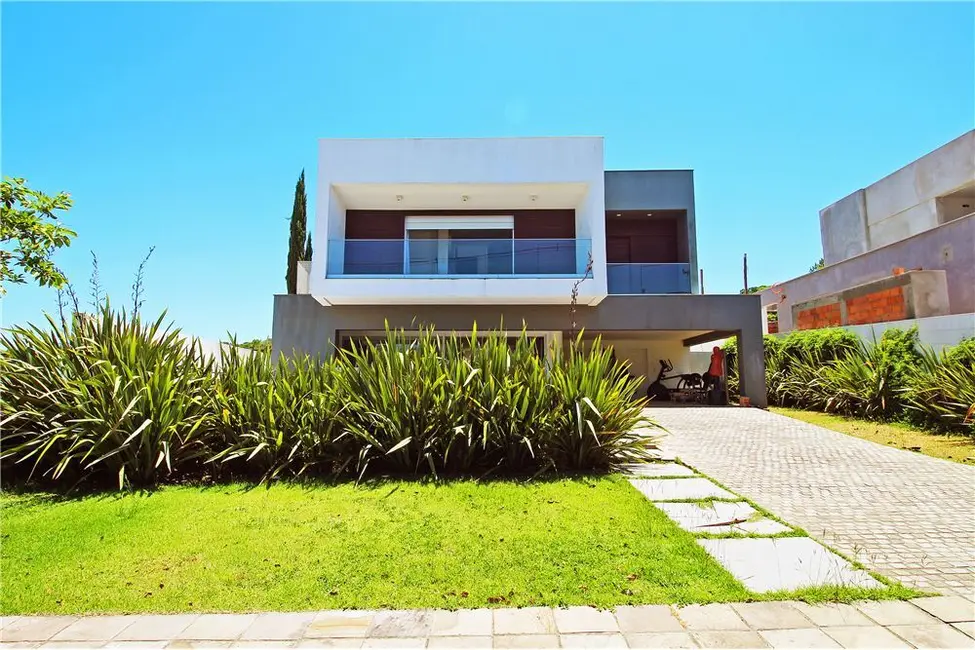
[{"left": 580, "top": 330, "right": 729, "bottom": 403}]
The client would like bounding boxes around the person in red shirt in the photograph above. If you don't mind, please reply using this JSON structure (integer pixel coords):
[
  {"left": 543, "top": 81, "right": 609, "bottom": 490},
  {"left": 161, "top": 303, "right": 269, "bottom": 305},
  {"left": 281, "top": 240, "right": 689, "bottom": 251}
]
[{"left": 706, "top": 346, "right": 725, "bottom": 391}]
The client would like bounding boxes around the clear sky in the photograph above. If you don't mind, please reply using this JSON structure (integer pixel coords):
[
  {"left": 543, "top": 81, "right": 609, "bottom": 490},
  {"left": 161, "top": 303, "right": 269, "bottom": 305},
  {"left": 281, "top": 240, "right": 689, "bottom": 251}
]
[{"left": 2, "top": 1, "right": 973, "bottom": 341}]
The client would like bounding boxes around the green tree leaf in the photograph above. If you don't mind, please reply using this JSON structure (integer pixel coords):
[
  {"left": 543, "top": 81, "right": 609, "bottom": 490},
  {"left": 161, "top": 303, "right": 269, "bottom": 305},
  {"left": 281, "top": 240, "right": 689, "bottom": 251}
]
[{"left": 0, "top": 177, "right": 77, "bottom": 295}]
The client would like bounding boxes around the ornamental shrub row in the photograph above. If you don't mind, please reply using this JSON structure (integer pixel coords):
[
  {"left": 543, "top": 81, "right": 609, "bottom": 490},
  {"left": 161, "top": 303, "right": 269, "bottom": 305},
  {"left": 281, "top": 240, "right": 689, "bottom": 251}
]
[
  {"left": 0, "top": 306, "right": 656, "bottom": 490},
  {"left": 725, "top": 328, "right": 974, "bottom": 433}
]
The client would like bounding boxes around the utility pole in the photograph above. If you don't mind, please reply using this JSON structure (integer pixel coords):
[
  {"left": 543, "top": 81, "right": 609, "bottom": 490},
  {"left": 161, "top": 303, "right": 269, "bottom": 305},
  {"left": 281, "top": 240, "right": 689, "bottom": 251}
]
[
  {"left": 700, "top": 269, "right": 705, "bottom": 294},
  {"left": 743, "top": 253, "right": 749, "bottom": 294}
]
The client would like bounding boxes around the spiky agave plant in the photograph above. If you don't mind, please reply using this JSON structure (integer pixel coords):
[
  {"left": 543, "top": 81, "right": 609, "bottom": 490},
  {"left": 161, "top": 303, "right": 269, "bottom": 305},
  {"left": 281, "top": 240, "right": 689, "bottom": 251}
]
[
  {"left": 904, "top": 343, "right": 975, "bottom": 433},
  {"left": 546, "top": 334, "right": 656, "bottom": 470},
  {"left": 0, "top": 303, "right": 216, "bottom": 489},
  {"left": 460, "top": 325, "right": 560, "bottom": 473},
  {"left": 329, "top": 325, "right": 658, "bottom": 477},
  {"left": 818, "top": 339, "right": 909, "bottom": 420},
  {"left": 331, "top": 325, "right": 475, "bottom": 477},
  {"left": 775, "top": 348, "right": 832, "bottom": 410},
  {"left": 208, "top": 344, "right": 353, "bottom": 483}
]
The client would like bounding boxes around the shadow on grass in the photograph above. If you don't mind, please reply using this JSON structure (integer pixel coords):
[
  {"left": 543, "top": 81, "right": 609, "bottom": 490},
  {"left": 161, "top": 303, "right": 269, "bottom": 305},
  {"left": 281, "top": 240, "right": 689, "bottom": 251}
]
[{"left": 1, "top": 465, "right": 635, "bottom": 505}]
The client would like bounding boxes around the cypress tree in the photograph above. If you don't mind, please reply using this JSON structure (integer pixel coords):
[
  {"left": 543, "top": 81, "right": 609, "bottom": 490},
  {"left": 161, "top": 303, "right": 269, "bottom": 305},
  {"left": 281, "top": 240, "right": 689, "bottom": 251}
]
[
  {"left": 285, "top": 170, "right": 307, "bottom": 294},
  {"left": 304, "top": 233, "right": 313, "bottom": 261}
]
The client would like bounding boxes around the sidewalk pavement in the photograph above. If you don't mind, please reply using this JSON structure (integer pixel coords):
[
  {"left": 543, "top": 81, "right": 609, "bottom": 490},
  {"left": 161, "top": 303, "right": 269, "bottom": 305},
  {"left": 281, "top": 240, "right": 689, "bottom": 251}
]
[{"left": 3, "top": 597, "right": 974, "bottom": 649}]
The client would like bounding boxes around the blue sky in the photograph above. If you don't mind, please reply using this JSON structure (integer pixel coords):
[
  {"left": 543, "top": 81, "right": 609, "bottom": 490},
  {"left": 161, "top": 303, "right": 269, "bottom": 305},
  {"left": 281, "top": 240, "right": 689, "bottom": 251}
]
[{"left": 2, "top": 2, "right": 973, "bottom": 341}]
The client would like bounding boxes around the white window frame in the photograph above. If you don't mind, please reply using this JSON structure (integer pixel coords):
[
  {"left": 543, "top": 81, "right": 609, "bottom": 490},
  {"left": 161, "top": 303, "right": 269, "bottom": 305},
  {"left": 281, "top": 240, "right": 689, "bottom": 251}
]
[{"left": 404, "top": 215, "right": 514, "bottom": 231}]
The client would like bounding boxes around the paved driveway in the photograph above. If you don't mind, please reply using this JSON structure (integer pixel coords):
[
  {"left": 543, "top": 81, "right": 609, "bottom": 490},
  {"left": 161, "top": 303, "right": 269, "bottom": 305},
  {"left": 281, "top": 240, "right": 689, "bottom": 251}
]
[{"left": 647, "top": 406, "right": 975, "bottom": 598}]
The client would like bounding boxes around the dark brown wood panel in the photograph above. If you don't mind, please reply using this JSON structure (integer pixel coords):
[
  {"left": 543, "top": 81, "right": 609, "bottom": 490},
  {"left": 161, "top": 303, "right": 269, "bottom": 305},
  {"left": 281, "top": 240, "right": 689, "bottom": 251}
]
[
  {"left": 344, "top": 209, "right": 575, "bottom": 240},
  {"left": 632, "top": 234, "right": 678, "bottom": 263},
  {"left": 606, "top": 211, "right": 684, "bottom": 263},
  {"left": 512, "top": 210, "right": 575, "bottom": 239},
  {"left": 345, "top": 211, "right": 405, "bottom": 239},
  {"left": 606, "top": 237, "right": 632, "bottom": 263}
]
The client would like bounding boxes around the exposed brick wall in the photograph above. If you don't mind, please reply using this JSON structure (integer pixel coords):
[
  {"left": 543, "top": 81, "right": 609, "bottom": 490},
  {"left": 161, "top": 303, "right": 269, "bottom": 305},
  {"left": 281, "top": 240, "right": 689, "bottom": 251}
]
[
  {"left": 845, "top": 287, "right": 907, "bottom": 326},
  {"left": 767, "top": 320, "right": 779, "bottom": 334},
  {"left": 796, "top": 302, "right": 842, "bottom": 330}
]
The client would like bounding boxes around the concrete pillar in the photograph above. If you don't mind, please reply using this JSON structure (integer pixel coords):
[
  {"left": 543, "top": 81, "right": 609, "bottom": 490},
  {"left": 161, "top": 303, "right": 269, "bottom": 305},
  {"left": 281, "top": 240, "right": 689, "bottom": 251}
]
[{"left": 736, "top": 326, "right": 768, "bottom": 408}]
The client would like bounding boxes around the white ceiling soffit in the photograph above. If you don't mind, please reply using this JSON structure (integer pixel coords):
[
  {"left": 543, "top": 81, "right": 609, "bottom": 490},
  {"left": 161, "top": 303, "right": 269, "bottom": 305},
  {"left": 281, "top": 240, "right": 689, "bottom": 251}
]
[{"left": 333, "top": 183, "right": 589, "bottom": 210}]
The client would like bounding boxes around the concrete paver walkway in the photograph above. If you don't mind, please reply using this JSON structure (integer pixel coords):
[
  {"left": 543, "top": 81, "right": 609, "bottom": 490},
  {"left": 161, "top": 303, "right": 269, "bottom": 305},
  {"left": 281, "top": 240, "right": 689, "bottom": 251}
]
[
  {"left": 2, "top": 598, "right": 974, "bottom": 648},
  {"left": 648, "top": 407, "right": 975, "bottom": 598}
]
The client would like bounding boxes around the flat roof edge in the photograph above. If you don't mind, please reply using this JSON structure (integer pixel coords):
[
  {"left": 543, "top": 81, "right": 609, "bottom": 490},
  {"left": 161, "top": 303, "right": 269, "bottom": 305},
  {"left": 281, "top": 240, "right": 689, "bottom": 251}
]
[
  {"left": 318, "top": 136, "right": 605, "bottom": 142},
  {"left": 605, "top": 168, "right": 694, "bottom": 174}
]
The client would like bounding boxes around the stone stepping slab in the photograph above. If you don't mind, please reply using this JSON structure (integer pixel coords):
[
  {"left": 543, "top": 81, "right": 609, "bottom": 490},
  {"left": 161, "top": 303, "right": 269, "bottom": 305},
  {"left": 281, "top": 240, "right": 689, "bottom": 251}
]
[
  {"left": 621, "top": 462, "right": 696, "bottom": 478},
  {"left": 699, "top": 537, "right": 883, "bottom": 592},
  {"left": 655, "top": 501, "right": 792, "bottom": 535},
  {"left": 629, "top": 478, "right": 738, "bottom": 501},
  {"left": 626, "top": 470, "right": 888, "bottom": 594}
]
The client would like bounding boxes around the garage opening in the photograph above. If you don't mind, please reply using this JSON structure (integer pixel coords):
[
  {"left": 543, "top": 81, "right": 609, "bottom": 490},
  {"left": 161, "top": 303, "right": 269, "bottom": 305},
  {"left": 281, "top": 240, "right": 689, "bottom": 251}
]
[{"left": 583, "top": 330, "right": 734, "bottom": 406}]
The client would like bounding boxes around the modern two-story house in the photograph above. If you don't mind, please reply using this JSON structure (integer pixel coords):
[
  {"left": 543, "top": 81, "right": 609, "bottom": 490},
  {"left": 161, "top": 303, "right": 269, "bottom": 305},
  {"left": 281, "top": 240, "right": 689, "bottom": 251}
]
[{"left": 273, "top": 136, "right": 768, "bottom": 406}]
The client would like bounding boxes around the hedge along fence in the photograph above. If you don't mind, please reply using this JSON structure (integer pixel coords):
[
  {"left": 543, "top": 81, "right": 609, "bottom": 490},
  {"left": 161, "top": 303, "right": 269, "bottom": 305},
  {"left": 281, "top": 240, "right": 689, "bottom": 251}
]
[
  {"left": 724, "top": 327, "right": 975, "bottom": 434},
  {"left": 0, "top": 306, "right": 658, "bottom": 490}
]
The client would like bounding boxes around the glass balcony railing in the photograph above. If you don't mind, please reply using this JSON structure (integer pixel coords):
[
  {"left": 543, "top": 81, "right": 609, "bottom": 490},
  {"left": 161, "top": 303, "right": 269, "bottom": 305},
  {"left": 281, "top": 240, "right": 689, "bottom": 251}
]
[
  {"left": 607, "top": 263, "right": 692, "bottom": 294},
  {"left": 327, "top": 239, "right": 591, "bottom": 278}
]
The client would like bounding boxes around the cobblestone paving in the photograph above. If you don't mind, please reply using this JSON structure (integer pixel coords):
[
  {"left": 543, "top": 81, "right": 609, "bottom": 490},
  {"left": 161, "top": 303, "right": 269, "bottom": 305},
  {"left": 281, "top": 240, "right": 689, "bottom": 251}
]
[
  {"left": 647, "top": 406, "right": 975, "bottom": 598},
  {"left": 2, "top": 598, "right": 974, "bottom": 648}
]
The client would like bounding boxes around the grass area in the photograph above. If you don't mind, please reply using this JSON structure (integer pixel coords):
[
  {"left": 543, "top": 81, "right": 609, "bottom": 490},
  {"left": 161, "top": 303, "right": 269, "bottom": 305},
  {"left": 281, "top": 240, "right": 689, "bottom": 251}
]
[
  {"left": 771, "top": 407, "right": 975, "bottom": 464},
  {"left": 1, "top": 475, "right": 919, "bottom": 615},
  {"left": 2, "top": 477, "right": 753, "bottom": 614}
]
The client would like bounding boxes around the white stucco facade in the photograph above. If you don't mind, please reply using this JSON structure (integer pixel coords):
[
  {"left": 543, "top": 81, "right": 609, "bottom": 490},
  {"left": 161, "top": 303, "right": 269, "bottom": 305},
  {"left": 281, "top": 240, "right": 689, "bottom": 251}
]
[{"left": 310, "top": 137, "right": 607, "bottom": 305}]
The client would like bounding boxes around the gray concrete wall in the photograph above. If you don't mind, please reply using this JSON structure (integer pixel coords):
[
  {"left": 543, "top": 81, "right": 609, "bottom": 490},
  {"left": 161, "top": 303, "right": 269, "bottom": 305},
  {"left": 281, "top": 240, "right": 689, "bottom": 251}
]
[
  {"left": 271, "top": 293, "right": 767, "bottom": 406},
  {"left": 763, "top": 214, "right": 975, "bottom": 332},
  {"left": 908, "top": 271, "right": 951, "bottom": 318},
  {"left": 819, "top": 130, "right": 975, "bottom": 264},
  {"left": 820, "top": 190, "right": 869, "bottom": 265},
  {"left": 604, "top": 170, "right": 699, "bottom": 293}
]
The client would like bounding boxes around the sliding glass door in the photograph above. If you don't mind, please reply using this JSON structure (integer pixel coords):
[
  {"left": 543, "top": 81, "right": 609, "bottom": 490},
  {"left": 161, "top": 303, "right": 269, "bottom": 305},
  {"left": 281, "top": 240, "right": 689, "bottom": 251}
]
[
  {"left": 406, "top": 227, "right": 514, "bottom": 275},
  {"left": 447, "top": 229, "right": 513, "bottom": 275}
]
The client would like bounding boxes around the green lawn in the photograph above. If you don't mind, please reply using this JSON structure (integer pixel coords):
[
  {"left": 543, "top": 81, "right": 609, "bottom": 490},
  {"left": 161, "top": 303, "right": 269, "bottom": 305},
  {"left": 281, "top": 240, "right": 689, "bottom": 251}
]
[
  {"left": 1, "top": 476, "right": 911, "bottom": 615},
  {"left": 771, "top": 407, "right": 975, "bottom": 464},
  {"left": 2, "top": 477, "right": 751, "bottom": 614}
]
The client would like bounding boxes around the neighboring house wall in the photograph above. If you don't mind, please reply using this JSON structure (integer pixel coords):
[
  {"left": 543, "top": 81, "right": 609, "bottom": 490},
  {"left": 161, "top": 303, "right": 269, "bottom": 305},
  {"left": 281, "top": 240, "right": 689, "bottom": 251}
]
[
  {"left": 762, "top": 214, "right": 975, "bottom": 332},
  {"left": 790, "top": 271, "right": 949, "bottom": 330},
  {"left": 820, "top": 130, "right": 975, "bottom": 265},
  {"left": 835, "top": 313, "right": 974, "bottom": 352}
]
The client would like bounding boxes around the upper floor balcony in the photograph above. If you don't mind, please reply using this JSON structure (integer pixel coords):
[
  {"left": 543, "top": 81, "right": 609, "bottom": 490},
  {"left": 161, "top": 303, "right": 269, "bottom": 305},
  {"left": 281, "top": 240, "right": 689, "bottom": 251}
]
[
  {"left": 326, "top": 237, "right": 591, "bottom": 278},
  {"left": 604, "top": 209, "right": 694, "bottom": 295},
  {"left": 606, "top": 263, "right": 692, "bottom": 294}
]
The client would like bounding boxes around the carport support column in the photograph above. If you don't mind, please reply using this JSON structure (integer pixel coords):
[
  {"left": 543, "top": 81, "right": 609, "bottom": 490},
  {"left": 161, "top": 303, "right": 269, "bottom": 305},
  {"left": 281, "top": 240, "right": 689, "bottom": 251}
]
[{"left": 736, "top": 325, "right": 768, "bottom": 408}]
